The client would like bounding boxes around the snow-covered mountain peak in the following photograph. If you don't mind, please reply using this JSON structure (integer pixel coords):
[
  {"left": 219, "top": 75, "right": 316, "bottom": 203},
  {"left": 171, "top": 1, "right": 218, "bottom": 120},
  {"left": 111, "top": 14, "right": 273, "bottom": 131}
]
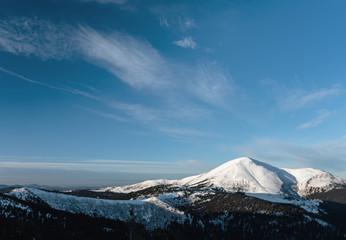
[{"left": 178, "top": 157, "right": 296, "bottom": 195}]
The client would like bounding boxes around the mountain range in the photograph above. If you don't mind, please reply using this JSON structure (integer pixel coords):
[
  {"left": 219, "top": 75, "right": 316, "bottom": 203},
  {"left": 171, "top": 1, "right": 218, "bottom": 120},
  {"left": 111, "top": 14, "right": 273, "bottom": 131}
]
[
  {"left": 1, "top": 157, "right": 345, "bottom": 239},
  {"left": 100, "top": 157, "right": 345, "bottom": 197}
]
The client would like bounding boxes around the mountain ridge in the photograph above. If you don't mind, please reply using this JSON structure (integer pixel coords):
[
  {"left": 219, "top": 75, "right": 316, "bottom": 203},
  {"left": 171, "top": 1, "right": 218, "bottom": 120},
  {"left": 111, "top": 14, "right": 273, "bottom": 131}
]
[{"left": 99, "top": 157, "right": 345, "bottom": 198}]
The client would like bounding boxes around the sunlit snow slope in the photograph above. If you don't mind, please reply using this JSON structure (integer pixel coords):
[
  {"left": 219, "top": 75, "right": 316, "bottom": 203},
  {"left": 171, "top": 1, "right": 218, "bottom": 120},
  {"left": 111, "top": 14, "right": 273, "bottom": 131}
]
[
  {"left": 179, "top": 157, "right": 296, "bottom": 195},
  {"left": 98, "top": 179, "right": 175, "bottom": 193},
  {"left": 7, "top": 187, "right": 185, "bottom": 229}
]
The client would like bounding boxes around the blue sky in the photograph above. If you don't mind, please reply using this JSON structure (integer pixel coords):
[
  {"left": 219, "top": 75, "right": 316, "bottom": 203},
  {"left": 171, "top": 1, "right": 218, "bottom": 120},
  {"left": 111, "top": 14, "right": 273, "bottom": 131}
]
[{"left": 1, "top": 0, "right": 346, "bottom": 186}]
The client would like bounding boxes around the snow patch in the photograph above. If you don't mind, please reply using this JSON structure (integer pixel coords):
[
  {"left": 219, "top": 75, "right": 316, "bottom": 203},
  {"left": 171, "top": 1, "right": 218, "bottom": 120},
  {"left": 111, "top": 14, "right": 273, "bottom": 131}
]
[
  {"left": 246, "top": 193, "right": 321, "bottom": 214},
  {"left": 7, "top": 187, "right": 185, "bottom": 230},
  {"left": 96, "top": 179, "right": 176, "bottom": 193}
]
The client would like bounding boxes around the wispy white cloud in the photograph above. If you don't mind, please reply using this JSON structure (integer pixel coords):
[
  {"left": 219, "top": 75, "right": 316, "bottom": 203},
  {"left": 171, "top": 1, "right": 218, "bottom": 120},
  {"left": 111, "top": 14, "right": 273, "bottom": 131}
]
[
  {"left": 190, "top": 63, "right": 234, "bottom": 106},
  {"left": 0, "top": 19, "right": 175, "bottom": 90},
  {"left": 85, "top": 159, "right": 174, "bottom": 164},
  {"left": 78, "top": 96, "right": 216, "bottom": 139},
  {"left": 78, "top": 106, "right": 127, "bottom": 122},
  {"left": 0, "top": 19, "right": 172, "bottom": 90},
  {"left": 159, "top": 16, "right": 169, "bottom": 27},
  {"left": 298, "top": 109, "right": 331, "bottom": 129},
  {"left": 0, "top": 18, "right": 232, "bottom": 107},
  {"left": 0, "top": 66, "right": 82, "bottom": 96},
  {"left": 64, "top": 87, "right": 101, "bottom": 100},
  {"left": 69, "top": 81, "right": 101, "bottom": 93},
  {"left": 173, "top": 36, "right": 197, "bottom": 49},
  {"left": 109, "top": 101, "right": 162, "bottom": 124},
  {"left": 1, "top": 64, "right": 216, "bottom": 139},
  {"left": 0, "top": 161, "right": 175, "bottom": 174},
  {"left": 178, "top": 17, "right": 197, "bottom": 31},
  {"left": 0, "top": 155, "right": 206, "bottom": 174},
  {"left": 0, "top": 66, "right": 57, "bottom": 88},
  {"left": 77, "top": 26, "right": 171, "bottom": 89},
  {"left": 152, "top": 6, "right": 197, "bottom": 32},
  {"left": 261, "top": 79, "right": 343, "bottom": 112},
  {"left": 0, "top": 155, "right": 172, "bottom": 166},
  {"left": 157, "top": 127, "right": 208, "bottom": 139},
  {"left": 280, "top": 87, "right": 341, "bottom": 111},
  {"left": 107, "top": 101, "right": 214, "bottom": 139},
  {"left": 0, "top": 18, "right": 75, "bottom": 60},
  {"left": 0, "top": 66, "right": 102, "bottom": 101},
  {"left": 184, "top": 18, "right": 196, "bottom": 30},
  {"left": 0, "top": 18, "right": 235, "bottom": 139},
  {"left": 80, "top": 0, "right": 127, "bottom": 4},
  {"left": 165, "top": 99, "right": 210, "bottom": 121}
]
